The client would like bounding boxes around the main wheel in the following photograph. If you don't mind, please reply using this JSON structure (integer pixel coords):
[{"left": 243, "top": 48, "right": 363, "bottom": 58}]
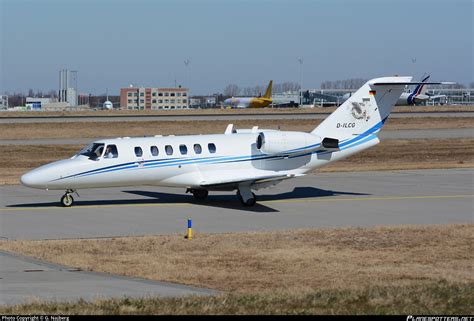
[
  {"left": 192, "top": 189, "right": 208, "bottom": 200},
  {"left": 237, "top": 191, "right": 256, "bottom": 206},
  {"left": 61, "top": 194, "right": 74, "bottom": 207}
]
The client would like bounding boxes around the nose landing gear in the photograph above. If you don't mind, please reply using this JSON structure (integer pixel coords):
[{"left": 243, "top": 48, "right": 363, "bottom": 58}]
[{"left": 60, "top": 189, "right": 76, "bottom": 207}]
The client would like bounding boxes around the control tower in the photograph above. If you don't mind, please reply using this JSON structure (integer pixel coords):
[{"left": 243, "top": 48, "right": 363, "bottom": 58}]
[{"left": 58, "top": 69, "right": 77, "bottom": 106}]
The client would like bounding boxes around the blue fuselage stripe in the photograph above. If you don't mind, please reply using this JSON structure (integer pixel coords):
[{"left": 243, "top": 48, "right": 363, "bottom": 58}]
[{"left": 58, "top": 119, "right": 385, "bottom": 181}]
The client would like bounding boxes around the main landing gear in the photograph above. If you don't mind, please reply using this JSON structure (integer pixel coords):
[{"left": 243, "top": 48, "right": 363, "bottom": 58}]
[
  {"left": 187, "top": 189, "right": 209, "bottom": 200},
  {"left": 60, "top": 189, "right": 76, "bottom": 207},
  {"left": 237, "top": 185, "right": 257, "bottom": 207}
]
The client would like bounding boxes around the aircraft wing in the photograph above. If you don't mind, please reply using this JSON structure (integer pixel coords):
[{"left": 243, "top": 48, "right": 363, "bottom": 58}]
[
  {"left": 413, "top": 94, "right": 446, "bottom": 103},
  {"left": 428, "top": 94, "right": 447, "bottom": 100},
  {"left": 412, "top": 94, "right": 430, "bottom": 103},
  {"left": 200, "top": 173, "right": 301, "bottom": 190}
]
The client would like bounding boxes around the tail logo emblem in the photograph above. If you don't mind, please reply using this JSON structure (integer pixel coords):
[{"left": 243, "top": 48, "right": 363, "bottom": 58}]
[{"left": 350, "top": 102, "right": 370, "bottom": 121}]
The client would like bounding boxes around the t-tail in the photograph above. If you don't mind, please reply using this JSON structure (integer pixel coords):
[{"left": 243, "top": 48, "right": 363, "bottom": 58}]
[
  {"left": 263, "top": 80, "right": 273, "bottom": 99},
  {"left": 311, "top": 76, "right": 413, "bottom": 155}
]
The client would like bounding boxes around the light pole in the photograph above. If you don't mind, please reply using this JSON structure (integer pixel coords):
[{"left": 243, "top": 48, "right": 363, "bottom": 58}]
[
  {"left": 184, "top": 58, "right": 191, "bottom": 88},
  {"left": 184, "top": 58, "right": 191, "bottom": 108},
  {"left": 297, "top": 57, "right": 303, "bottom": 107}
]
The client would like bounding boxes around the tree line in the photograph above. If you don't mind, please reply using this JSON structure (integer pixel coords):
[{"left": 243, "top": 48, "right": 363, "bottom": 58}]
[{"left": 223, "top": 82, "right": 301, "bottom": 97}]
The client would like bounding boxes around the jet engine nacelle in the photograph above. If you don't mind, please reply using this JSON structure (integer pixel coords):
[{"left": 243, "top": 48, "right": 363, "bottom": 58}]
[{"left": 256, "top": 131, "right": 322, "bottom": 155}]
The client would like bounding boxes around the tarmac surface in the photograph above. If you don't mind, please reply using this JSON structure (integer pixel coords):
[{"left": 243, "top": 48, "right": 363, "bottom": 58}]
[
  {"left": 1, "top": 111, "right": 473, "bottom": 123},
  {"left": 0, "top": 250, "right": 217, "bottom": 305},
  {"left": 0, "top": 128, "right": 472, "bottom": 146},
  {"left": 0, "top": 168, "right": 472, "bottom": 306},
  {"left": 1, "top": 169, "right": 472, "bottom": 241}
]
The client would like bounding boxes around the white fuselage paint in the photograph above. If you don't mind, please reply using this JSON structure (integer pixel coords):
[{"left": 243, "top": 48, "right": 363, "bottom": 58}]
[
  {"left": 20, "top": 132, "right": 377, "bottom": 190},
  {"left": 223, "top": 97, "right": 253, "bottom": 108}
]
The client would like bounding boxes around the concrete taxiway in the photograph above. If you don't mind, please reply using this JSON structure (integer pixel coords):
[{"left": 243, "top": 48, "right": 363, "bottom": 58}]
[
  {"left": 1, "top": 169, "right": 472, "bottom": 241},
  {"left": 0, "top": 250, "right": 216, "bottom": 305}
]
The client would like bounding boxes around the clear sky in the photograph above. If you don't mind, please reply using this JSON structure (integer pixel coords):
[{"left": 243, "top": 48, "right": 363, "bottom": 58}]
[{"left": 1, "top": 0, "right": 472, "bottom": 95}]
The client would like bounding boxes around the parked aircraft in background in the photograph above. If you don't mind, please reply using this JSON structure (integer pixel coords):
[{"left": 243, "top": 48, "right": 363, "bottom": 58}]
[
  {"left": 21, "top": 76, "right": 449, "bottom": 207},
  {"left": 317, "top": 74, "right": 447, "bottom": 107},
  {"left": 102, "top": 90, "right": 114, "bottom": 110},
  {"left": 223, "top": 80, "right": 273, "bottom": 108},
  {"left": 395, "top": 75, "right": 446, "bottom": 105}
]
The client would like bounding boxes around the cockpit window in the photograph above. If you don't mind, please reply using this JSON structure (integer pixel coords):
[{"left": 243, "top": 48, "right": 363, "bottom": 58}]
[
  {"left": 77, "top": 143, "right": 105, "bottom": 160},
  {"left": 104, "top": 145, "right": 118, "bottom": 158}
]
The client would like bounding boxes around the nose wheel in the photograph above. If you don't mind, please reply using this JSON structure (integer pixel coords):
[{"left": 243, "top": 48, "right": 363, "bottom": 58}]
[{"left": 60, "top": 190, "right": 75, "bottom": 207}]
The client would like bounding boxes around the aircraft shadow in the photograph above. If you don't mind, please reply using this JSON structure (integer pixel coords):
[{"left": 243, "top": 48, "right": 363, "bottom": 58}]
[
  {"left": 124, "top": 187, "right": 369, "bottom": 213},
  {"left": 7, "top": 187, "right": 369, "bottom": 213}
]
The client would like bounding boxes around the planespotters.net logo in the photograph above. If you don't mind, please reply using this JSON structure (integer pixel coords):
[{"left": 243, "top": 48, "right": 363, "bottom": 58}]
[{"left": 407, "top": 317, "right": 473, "bottom": 321}]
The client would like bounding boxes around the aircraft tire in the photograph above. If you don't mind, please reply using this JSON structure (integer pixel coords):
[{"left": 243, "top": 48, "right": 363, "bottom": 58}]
[
  {"left": 237, "top": 191, "right": 256, "bottom": 206},
  {"left": 61, "top": 194, "right": 74, "bottom": 207}
]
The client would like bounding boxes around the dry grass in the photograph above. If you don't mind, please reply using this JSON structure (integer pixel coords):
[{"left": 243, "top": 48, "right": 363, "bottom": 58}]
[
  {"left": 0, "top": 224, "right": 472, "bottom": 295},
  {"left": 320, "top": 138, "right": 474, "bottom": 172},
  {"left": 2, "top": 104, "right": 474, "bottom": 118},
  {"left": 0, "top": 117, "right": 473, "bottom": 140},
  {"left": 1, "top": 139, "right": 472, "bottom": 185},
  {"left": 0, "top": 281, "right": 472, "bottom": 314}
]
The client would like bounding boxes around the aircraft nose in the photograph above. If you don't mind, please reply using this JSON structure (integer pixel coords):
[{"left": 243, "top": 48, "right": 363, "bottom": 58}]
[{"left": 20, "top": 170, "right": 48, "bottom": 188}]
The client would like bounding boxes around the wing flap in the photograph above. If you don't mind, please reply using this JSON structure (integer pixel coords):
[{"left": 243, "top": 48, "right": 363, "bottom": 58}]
[{"left": 200, "top": 173, "right": 301, "bottom": 189}]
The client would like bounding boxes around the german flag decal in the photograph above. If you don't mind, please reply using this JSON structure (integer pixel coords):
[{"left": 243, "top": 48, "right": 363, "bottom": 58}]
[{"left": 369, "top": 90, "right": 376, "bottom": 95}]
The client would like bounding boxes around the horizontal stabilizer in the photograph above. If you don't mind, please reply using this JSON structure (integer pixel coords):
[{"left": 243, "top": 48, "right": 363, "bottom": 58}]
[{"left": 372, "top": 82, "right": 454, "bottom": 86}]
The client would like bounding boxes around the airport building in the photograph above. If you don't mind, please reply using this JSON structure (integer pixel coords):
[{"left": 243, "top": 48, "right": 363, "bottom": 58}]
[
  {"left": 0, "top": 95, "right": 8, "bottom": 109},
  {"left": 120, "top": 87, "right": 189, "bottom": 110},
  {"left": 25, "top": 97, "right": 54, "bottom": 110}
]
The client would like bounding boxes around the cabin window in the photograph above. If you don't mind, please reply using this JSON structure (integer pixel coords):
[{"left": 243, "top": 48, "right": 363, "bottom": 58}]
[
  {"left": 194, "top": 144, "right": 202, "bottom": 154},
  {"left": 134, "top": 146, "right": 143, "bottom": 157},
  {"left": 179, "top": 144, "right": 188, "bottom": 155},
  {"left": 208, "top": 143, "right": 216, "bottom": 153},
  {"left": 104, "top": 144, "right": 118, "bottom": 158},
  {"left": 165, "top": 145, "right": 173, "bottom": 155},
  {"left": 150, "top": 146, "right": 159, "bottom": 156}
]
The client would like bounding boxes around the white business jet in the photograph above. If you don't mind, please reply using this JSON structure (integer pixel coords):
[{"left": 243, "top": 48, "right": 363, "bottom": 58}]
[{"left": 21, "top": 76, "right": 446, "bottom": 207}]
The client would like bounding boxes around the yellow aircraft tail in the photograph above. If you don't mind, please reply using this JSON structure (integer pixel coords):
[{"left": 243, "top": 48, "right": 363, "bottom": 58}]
[{"left": 263, "top": 80, "right": 273, "bottom": 99}]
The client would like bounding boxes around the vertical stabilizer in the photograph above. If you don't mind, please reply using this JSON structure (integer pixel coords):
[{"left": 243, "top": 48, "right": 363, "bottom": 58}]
[
  {"left": 311, "top": 76, "right": 412, "bottom": 141},
  {"left": 263, "top": 80, "right": 273, "bottom": 99}
]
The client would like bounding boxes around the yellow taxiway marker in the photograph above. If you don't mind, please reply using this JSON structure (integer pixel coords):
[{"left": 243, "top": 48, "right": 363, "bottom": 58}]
[{"left": 0, "top": 194, "right": 472, "bottom": 212}]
